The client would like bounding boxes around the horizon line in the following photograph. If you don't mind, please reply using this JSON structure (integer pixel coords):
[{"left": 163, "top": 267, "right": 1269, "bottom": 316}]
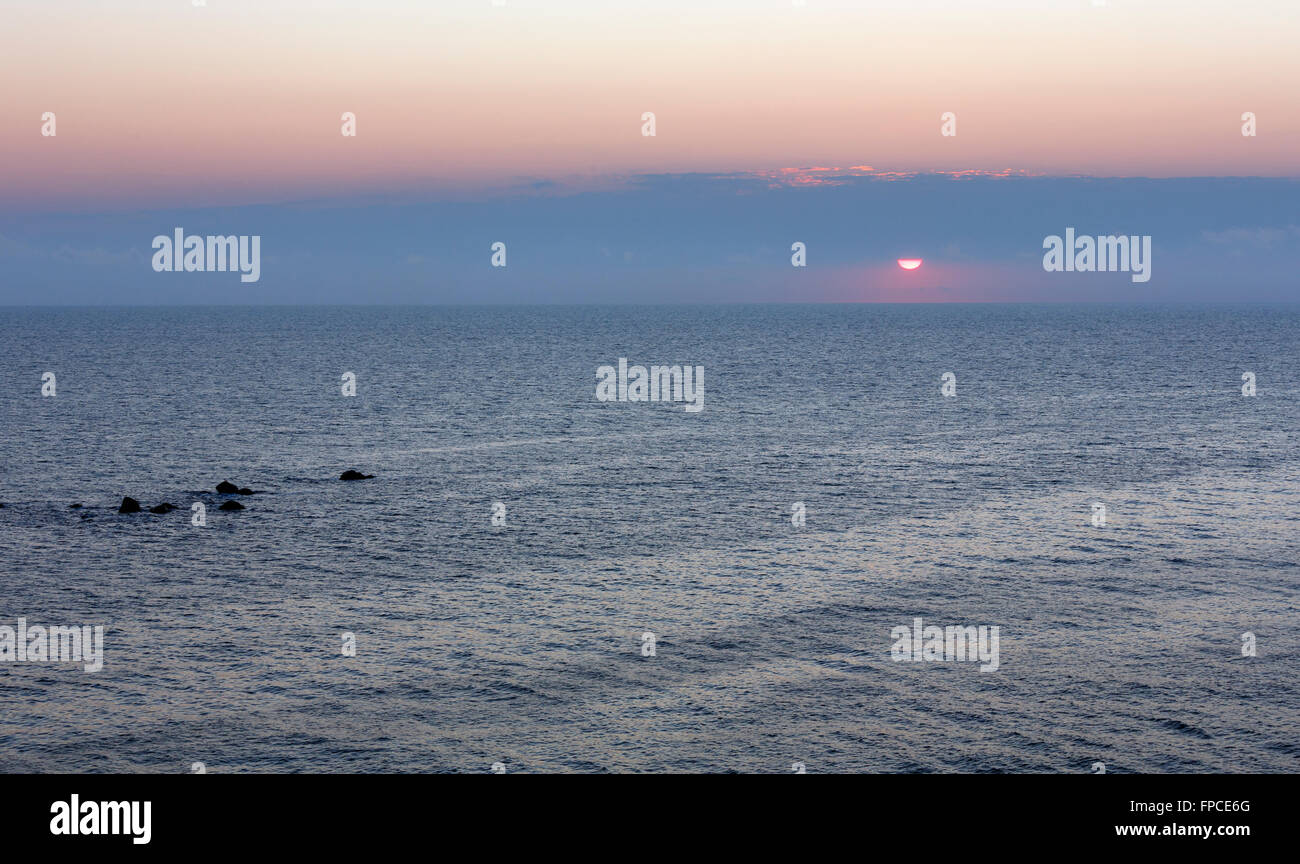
[{"left": 5, "top": 300, "right": 1300, "bottom": 309}]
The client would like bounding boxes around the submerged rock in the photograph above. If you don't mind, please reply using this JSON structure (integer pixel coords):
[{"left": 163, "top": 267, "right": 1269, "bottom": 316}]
[
  {"left": 218, "top": 500, "right": 245, "bottom": 511},
  {"left": 118, "top": 497, "right": 143, "bottom": 514},
  {"left": 69, "top": 503, "right": 82, "bottom": 509},
  {"left": 149, "top": 503, "right": 178, "bottom": 514},
  {"left": 339, "top": 470, "right": 374, "bottom": 481},
  {"left": 237, "top": 487, "right": 254, "bottom": 495}
]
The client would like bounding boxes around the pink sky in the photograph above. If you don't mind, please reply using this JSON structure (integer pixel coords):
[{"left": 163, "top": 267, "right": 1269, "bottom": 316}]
[{"left": 3, "top": 0, "right": 1297, "bottom": 210}]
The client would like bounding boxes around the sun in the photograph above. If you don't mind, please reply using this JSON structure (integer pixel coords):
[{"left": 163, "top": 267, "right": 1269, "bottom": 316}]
[{"left": 897, "top": 258, "right": 923, "bottom": 270}]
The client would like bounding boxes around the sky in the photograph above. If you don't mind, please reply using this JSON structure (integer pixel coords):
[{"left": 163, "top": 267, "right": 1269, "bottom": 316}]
[{"left": 1, "top": 0, "right": 1297, "bottom": 303}]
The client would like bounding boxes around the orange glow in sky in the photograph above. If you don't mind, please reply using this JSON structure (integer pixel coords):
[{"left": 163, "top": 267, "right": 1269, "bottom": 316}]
[{"left": 2, "top": 0, "right": 1297, "bottom": 210}]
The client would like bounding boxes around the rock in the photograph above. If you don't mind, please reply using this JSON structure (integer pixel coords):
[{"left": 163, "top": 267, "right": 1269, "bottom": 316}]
[
  {"left": 118, "top": 497, "right": 143, "bottom": 513},
  {"left": 339, "top": 470, "right": 374, "bottom": 481},
  {"left": 148, "top": 503, "right": 178, "bottom": 514},
  {"left": 216, "top": 481, "right": 256, "bottom": 494},
  {"left": 69, "top": 503, "right": 82, "bottom": 509},
  {"left": 218, "top": 500, "right": 245, "bottom": 511}
]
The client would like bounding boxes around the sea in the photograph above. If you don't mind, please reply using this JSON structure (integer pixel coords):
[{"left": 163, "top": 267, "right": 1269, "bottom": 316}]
[{"left": 1, "top": 304, "right": 1297, "bottom": 773}]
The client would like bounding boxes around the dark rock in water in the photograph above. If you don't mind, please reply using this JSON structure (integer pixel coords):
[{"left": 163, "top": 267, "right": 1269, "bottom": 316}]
[
  {"left": 148, "top": 503, "right": 178, "bottom": 514},
  {"left": 339, "top": 470, "right": 374, "bottom": 481},
  {"left": 69, "top": 503, "right": 82, "bottom": 509},
  {"left": 218, "top": 500, "right": 245, "bottom": 511},
  {"left": 118, "top": 497, "right": 143, "bottom": 514},
  {"left": 216, "top": 481, "right": 256, "bottom": 495}
]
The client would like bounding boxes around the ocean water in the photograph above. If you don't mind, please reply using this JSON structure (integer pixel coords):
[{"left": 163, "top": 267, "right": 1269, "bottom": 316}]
[{"left": 0, "top": 304, "right": 1297, "bottom": 773}]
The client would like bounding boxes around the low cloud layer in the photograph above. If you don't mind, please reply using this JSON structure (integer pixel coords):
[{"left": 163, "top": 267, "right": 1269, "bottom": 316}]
[{"left": 2, "top": 172, "right": 1298, "bottom": 304}]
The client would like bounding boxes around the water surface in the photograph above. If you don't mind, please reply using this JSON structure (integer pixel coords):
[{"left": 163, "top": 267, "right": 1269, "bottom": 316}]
[{"left": 1, "top": 305, "right": 1296, "bottom": 772}]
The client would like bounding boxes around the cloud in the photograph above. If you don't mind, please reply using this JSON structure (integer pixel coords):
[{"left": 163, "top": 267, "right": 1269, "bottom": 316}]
[
  {"left": 2, "top": 174, "right": 1298, "bottom": 304},
  {"left": 1201, "top": 225, "right": 1300, "bottom": 251}
]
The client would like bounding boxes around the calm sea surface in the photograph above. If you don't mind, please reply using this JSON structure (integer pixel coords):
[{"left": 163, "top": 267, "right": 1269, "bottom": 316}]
[{"left": 1, "top": 305, "right": 1297, "bottom": 772}]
